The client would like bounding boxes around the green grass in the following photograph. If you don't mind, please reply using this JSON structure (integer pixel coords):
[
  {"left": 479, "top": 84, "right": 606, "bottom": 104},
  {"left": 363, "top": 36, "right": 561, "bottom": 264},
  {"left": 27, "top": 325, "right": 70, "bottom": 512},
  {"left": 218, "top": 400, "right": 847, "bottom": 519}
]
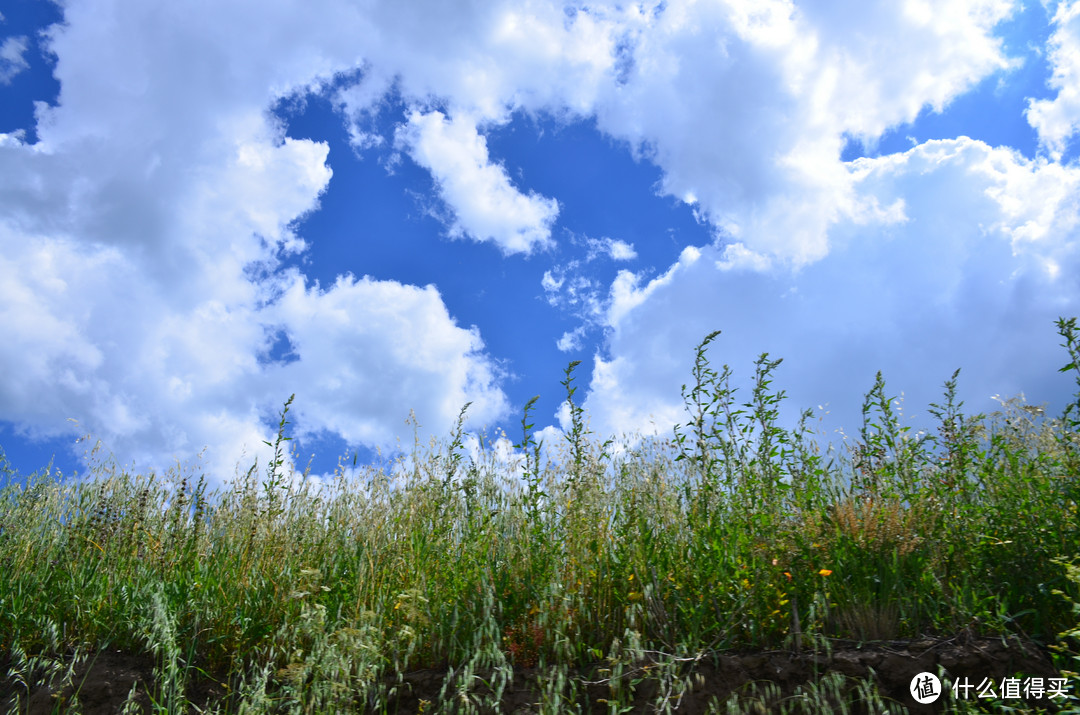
[{"left": 2, "top": 319, "right": 1080, "bottom": 713}]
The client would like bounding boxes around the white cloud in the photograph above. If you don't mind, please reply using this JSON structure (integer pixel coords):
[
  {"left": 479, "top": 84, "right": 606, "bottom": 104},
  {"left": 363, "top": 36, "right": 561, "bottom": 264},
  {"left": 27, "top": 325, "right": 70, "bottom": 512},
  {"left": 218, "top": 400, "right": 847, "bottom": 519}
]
[
  {"left": 0, "top": 0, "right": 1074, "bottom": 485},
  {"left": 247, "top": 0, "right": 1019, "bottom": 271},
  {"left": 541, "top": 270, "right": 564, "bottom": 294},
  {"left": 607, "top": 239, "right": 637, "bottom": 261},
  {"left": 545, "top": 237, "right": 639, "bottom": 354},
  {"left": 462, "top": 431, "right": 522, "bottom": 481},
  {"left": 267, "top": 271, "right": 509, "bottom": 448},
  {"left": 545, "top": 237, "right": 639, "bottom": 326},
  {"left": 396, "top": 110, "right": 559, "bottom": 255},
  {"left": 587, "top": 0, "right": 1016, "bottom": 267},
  {"left": 715, "top": 243, "right": 774, "bottom": 272},
  {"left": 0, "top": 35, "right": 29, "bottom": 84},
  {"left": 1026, "top": 0, "right": 1080, "bottom": 159},
  {"left": 332, "top": 68, "right": 394, "bottom": 151},
  {"left": 605, "top": 245, "right": 701, "bottom": 330},
  {"left": 542, "top": 264, "right": 602, "bottom": 317},
  {"left": 795, "top": 0, "right": 1016, "bottom": 138},
  {"left": 556, "top": 326, "right": 587, "bottom": 352},
  {"left": 585, "top": 236, "right": 637, "bottom": 261},
  {"left": 0, "top": 0, "right": 514, "bottom": 483},
  {"left": 331, "top": 2, "right": 619, "bottom": 125},
  {"left": 585, "top": 137, "right": 1080, "bottom": 445},
  {"left": 587, "top": 352, "right": 686, "bottom": 443}
]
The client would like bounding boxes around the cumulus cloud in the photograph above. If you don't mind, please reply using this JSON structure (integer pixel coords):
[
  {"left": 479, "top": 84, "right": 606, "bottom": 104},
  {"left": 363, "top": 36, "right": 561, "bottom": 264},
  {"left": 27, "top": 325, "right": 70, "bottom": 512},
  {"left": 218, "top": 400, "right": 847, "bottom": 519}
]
[
  {"left": 0, "top": 35, "right": 29, "bottom": 84},
  {"left": 585, "top": 137, "right": 1080, "bottom": 445},
  {"left": 267, "top": 271, "right": 509, "bottom": 448},
  {"left": 330, "top": 2, "right": 618, "bottom": 125},
  {"left": 396, "top": 110, "right": 559, "bottom": 255},
  {"left": 181, "top": 0, "right": 1023, "bottom": 273},
  {"left": 1026, "top": 0, "right": 1080, "bottom": 159},
  {"left": 0, "top": 0, "right": 1074, "bottom": 485},
  {"left": 0, "top": 0, "right": 514, "bottom": 483},
  {"left": 588, "top": 0, "right": 1016, "bottom": 268},
  {"left": 605, "top": 245, "right": 701, "bottom": 331},
  {"left": 796, "top": 0, "right": 1016, "bottom": 139}
]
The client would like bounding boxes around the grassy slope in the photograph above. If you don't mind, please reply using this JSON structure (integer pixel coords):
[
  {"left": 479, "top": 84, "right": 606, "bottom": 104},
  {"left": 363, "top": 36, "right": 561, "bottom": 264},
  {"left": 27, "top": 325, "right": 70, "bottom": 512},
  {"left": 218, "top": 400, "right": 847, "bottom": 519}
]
[{"left": 2, "top": 321, "right": 1080, "bottom": 713}]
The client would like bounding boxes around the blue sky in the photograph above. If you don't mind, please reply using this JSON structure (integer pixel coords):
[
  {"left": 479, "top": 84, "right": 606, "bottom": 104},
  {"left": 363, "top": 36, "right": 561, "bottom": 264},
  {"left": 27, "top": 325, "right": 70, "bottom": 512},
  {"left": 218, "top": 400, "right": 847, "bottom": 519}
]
[{"left": 2, "top": 0, "right": 1079, "bottom": 485}]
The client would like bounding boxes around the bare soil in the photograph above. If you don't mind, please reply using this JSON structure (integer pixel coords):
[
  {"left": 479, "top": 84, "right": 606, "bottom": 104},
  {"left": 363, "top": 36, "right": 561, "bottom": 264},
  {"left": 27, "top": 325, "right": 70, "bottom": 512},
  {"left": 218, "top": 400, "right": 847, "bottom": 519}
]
[{"left": 0, "top": 633, "right": 1065, "bottom": 714}]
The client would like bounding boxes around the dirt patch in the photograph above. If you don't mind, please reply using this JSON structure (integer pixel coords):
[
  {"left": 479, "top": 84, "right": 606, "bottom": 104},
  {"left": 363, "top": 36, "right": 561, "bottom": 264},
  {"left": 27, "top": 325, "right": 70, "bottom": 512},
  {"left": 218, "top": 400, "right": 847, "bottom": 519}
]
[
  {"left": 390, "top": 634, "right": 1062, "bottom": 714},
  {"left": 0, "top": 634, "right": 1065, "bottom": 713},
  {"left": 0, "top": 648, "right": 156, "bottom": 714}
]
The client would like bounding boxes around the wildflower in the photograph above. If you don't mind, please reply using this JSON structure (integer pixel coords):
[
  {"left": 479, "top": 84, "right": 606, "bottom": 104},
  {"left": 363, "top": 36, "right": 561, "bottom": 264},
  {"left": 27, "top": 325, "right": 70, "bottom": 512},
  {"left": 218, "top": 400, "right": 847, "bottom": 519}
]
[{"left": 818, "top": 569, "right": 832, "bottom": 577}]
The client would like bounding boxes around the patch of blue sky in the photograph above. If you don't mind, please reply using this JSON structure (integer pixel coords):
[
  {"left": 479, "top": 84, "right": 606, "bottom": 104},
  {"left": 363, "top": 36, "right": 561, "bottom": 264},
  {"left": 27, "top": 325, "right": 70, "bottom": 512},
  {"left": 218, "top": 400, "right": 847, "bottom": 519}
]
[
  {"left": 272, "top": 89, "right": 710, "bottom": 477},
  {"left": 0, "top": 0, "right": 62, "bottom": 144},
  {"left": 0, "top": 424, "right": 74, "bottom": 481},
  {"left": 259, "top": 328, "right": 300, "bottom": 367}
]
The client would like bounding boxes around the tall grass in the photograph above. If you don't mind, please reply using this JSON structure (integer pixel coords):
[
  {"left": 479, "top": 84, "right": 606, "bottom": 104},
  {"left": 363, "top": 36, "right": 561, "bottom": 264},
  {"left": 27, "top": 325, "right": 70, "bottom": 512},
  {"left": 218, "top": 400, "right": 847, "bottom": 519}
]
[{"left": 2, "top": 320, "right": 1079, "bottom": 713}]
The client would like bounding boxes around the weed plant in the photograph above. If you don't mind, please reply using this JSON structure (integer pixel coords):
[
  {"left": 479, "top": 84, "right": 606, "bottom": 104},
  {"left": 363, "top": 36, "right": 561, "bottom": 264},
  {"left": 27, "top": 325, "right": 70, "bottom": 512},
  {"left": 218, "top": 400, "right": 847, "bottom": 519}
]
[{"left": 1, "top": 320, "right": 1079, "bottom": 713}]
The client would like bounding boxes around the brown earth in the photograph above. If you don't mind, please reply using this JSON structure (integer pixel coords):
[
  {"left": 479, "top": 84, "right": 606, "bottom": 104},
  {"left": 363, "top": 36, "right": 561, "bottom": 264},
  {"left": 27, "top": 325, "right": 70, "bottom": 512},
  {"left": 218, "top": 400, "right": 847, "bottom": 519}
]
[{"left": 0, "top": 634, "right": 1067, "bottom": 714}]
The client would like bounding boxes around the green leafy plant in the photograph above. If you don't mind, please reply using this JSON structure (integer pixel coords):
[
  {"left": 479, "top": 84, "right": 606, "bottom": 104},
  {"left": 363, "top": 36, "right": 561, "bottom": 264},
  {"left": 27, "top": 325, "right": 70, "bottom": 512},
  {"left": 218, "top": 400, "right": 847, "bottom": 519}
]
[{"left": 1, "top": 319, "right": 1078, "bottom": 713}]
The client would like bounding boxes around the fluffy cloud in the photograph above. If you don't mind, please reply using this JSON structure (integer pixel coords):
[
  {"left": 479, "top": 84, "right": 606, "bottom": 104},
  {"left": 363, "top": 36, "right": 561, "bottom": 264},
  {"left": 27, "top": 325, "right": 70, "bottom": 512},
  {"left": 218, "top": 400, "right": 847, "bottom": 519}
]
[
  {"left": 586, "top": 137, "right": 1080, "bottom": 444},
  {"left": 1026, "top": 0, "right": 1080, "bottom": 159},
  {"left": 585, "top": 236, "right": 637, "bottom": 261},
  {"left": 796, "top": 0, "right": 1016, "bottom": 138},
  {"left": 0, "top": 0, "right": 514, "bottom": 482},
  {"left": 556, "top": 326, "right": 588, "bottom": 352},
  {"left": 0, "top": 35, "right": 29, "bottom": 84},
  {"left": 329, "top": 2, "right": 618, "bottom": 124},
  {"left": 267, "top": 271, "right": 509, "bottom": 449},
  {"left": 1, "top": 0, "right": 1073, "bottom": 485},
  {"left": 396, "top": 110, "right": 559, "bottom": 255},
  {"left": 588, "top": 0, "right": 1016, "bottom": 268}
]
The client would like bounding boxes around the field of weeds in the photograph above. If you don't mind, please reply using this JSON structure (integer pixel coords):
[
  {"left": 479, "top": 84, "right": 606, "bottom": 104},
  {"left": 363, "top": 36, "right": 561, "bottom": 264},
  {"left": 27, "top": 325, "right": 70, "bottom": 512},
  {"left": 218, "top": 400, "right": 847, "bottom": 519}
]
[{"left": 2, "top": 320, "right": 1080, "bottom": 713}]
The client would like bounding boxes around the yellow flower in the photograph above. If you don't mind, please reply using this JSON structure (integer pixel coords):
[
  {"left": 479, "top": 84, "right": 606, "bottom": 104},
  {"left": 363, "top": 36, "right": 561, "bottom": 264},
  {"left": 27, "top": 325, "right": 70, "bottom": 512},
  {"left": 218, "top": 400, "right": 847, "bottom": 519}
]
[{"left": 818, "top": 569, "right": 833, "bottom": 577}]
